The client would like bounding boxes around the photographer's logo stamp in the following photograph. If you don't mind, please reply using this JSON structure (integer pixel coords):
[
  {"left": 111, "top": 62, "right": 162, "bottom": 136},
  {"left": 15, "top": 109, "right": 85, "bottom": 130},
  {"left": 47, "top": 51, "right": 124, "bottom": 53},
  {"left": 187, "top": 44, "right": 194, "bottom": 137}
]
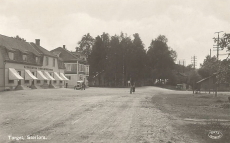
[{"left": 208, "top": 131, "right": 223, "bottom": 139}]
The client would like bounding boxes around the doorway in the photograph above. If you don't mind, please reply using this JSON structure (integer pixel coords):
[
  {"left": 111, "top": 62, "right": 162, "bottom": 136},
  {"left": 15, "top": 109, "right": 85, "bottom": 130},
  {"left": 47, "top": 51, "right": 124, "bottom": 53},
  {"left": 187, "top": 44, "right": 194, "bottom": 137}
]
[
  {"left": 66, "top": 83, "right": 68, "bottom": 88},
  {"left": 17, "top": 71, "right": 21, "bottom": 85}
]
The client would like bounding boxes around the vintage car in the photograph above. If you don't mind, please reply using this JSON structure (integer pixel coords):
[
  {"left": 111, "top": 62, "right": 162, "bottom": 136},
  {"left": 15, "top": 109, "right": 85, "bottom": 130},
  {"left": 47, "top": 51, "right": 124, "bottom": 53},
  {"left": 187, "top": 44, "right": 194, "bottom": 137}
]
[{"left": 74, "top": 81, "right": 84, "bottom": 90}]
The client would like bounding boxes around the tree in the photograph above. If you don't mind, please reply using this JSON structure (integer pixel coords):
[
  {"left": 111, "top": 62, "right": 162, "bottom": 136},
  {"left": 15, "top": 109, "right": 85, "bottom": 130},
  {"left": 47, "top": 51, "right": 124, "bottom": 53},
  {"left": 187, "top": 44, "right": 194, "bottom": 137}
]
[
  {"left": 219, "top": 33, "right": 230, "bottom": 50},
  {"left": 147, "top": 35, "right": 176, "bottom": 85},
  {"left": 77, "top": 33, "right": 94, "bottom": 57},
  {"left": 89, "top": 36, "right": 104, "bottom": 83},
  {"left": 187, "top": 70, "right": 202, "bottom": 93},
  {"left": 13, "top": 35, "right": 26, "bottom": 41},
  {"left": 130, "top": 33, "right": 147, "bottom": 84},
  {"left": 107, "top": 35, "right": 121, "bottom": 86},
  {"left": 198, "top": 55, "right": 219, "bottom": 78}
]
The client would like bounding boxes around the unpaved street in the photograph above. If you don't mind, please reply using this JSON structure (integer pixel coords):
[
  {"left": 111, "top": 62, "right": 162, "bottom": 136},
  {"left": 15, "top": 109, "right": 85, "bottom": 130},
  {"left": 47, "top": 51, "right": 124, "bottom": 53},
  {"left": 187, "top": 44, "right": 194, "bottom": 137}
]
[{"left": 0, "top": 87, "right": 197, "bottom": 143}]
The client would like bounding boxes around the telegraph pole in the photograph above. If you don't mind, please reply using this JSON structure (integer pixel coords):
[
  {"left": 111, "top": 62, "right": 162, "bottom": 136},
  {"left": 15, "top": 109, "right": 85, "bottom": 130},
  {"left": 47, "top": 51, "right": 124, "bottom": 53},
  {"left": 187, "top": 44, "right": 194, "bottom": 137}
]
[
  {"left": 178, "top": 59, "right": 186, "bottom": 73},
  {"left": 182, "top": 60, "right": 185, "bottom": 73},
  {"left": 191, "top": 56, "right": 197, "bottom": 69},
  {"left": 210, "top": 49, "right": 211, "bottom": 57},
  {"left": 213, "top": 31, "right": 223, "bottom": 97},
  {"left": 213, "top": 31, "right": 223, "bottom": 60},
  {"left": 191, "top": 56, "right": 197, "bottom": 94}
]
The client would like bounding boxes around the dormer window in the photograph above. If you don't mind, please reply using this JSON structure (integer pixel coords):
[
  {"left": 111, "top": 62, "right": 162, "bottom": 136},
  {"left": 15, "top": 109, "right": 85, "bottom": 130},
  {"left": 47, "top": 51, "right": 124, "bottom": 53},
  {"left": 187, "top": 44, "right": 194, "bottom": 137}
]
[
  {"left": 8, "top": 52, "right": 14, "bottom": 60},
  {"left": 53, "top": 58, "right": 55, "bottom": 67},
  {"left": 23, "top": 55, "right": 27, "bottom": 61},
  {"left": 46, "top": 57, "right": 49, "bottom": 66},
  {"left": 35, "top": 57, "right": 38, "bottom": 63}
]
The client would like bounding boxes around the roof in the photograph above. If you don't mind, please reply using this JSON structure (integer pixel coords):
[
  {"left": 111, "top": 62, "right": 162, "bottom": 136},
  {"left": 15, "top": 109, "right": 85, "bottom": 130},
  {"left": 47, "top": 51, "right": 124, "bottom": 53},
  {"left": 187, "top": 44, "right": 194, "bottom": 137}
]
[
  {"left": 51, "top": 47, "right": 87, "bottom": 64},
  {"left": 0, "top": 34, "right": 40, "bottom": 56},
  {"left": 30, "top": 42, "right": 57, "bottom": 58},
  {"left": 0, "top": 45, "right": 10, "bottom": 61},
  {"left": 176, "top": 72, "right": 188, "bottom": 77},
  {"left": 196, "top": 72, "right": 220, "bottom": 84},
  {"left": 71, "top": 51, "right": 86, "bottom": 57}
]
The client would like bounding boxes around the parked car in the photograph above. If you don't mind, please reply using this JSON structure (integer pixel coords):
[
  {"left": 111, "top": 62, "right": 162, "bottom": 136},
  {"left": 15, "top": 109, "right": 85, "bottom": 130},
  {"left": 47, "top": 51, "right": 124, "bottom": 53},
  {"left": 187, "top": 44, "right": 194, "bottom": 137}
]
[{"left": 74, "top": 81, "right": 84, "bottom": 90}]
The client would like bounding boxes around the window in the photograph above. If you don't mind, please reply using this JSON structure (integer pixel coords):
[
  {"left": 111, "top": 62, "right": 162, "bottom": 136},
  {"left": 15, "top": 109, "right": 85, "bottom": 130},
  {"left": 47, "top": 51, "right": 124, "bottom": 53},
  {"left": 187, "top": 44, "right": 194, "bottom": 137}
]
[
  {"left": 60, "top": 81, "right": 63, "bottom": 83},
  {"left": 8, "top": 52, "right": 14, "bottom": 60},
  {"left": 17, "top": 71, "right": 21, "bottom": 76},
  {"left": 44, "top": 80, "right": 47, "bottom": 83},
  {"left": 35, "top": 57, "right": 39, "bottom": 63},
  {"left": 25, "top": 80, "right": 29, "bottom": 84},
  {"left": 53, "top": 81, "right": 56, "bottom": 84},
  {"left": 53, "top": 58, "right": 55, "bottom": 67},
  {"left": 37, "top": 80, "right": 41, "bottom": 84},
  {"left": 46, "top": 57, "right": 49, "bottom": 66},
  {"left": 85, "top": 66, "right": 89, "bottom": 75},
  {"left": 66, "top": 76, "right": 71, "bottom": 80},
  {"left": 23, "top": 55, "right": 27, "bottom": 61},
  {"left": 79, "top": 64, "right": 82, "bottom": 71},
  {"left": 9, "top": 80, "right": 14, "bottom": 84},
  {"left": 65, "top": 64, "right": 72, "bottom": 71}
]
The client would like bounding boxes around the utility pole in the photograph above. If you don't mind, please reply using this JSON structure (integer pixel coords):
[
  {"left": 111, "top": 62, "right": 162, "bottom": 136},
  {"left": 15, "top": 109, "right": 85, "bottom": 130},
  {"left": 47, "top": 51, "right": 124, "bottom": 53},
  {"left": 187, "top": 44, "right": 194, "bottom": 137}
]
[
  {"left": 213, "top": 31, "right": 223, "bottom": 97},
  {"left": 191, "top": 56, "right": 197, "bottom": 69},
  {"left": 210, "top": 49, "right": 211, "bottom": 57},
  {"left": 208, "top": 49, "right": 211, "bottom": 94},
  {"left": 182, "top": 60, "right": 185, "bottom": 73},
  {"left": 191, "top": 56, "right": 197, "bottom": 94},
  {"left": 213, "top": 31, "right": 223, "bottom": 60},
  {"left": 178, "top": 59, "right": 185, "bottom": 73}
]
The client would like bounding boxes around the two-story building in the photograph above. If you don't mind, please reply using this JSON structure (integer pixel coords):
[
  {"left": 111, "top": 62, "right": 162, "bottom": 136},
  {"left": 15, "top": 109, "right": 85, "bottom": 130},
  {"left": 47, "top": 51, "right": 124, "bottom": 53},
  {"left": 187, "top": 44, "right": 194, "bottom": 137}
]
[
  {"left": 30, "top": 40, "right": 68, "bottom": 88},
  {"left": 51, "top": 46, "right": 89, "bottom": 88},
  {"left": 0, "top": 34, "right": 68, "bottom": 91}
]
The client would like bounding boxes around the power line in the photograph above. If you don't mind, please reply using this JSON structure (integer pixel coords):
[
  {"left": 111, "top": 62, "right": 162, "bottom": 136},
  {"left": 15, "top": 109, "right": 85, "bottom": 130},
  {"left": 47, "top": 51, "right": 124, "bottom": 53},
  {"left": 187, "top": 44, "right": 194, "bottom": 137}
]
[
  {"left": 213, "top": 31, "right": 223, "bottom": 60},
  {"left": 191, "top": 55, "right": 197, "bottom": 69},
  {"left": 178, "top": 59, "right": 186, "bottom": 73}
]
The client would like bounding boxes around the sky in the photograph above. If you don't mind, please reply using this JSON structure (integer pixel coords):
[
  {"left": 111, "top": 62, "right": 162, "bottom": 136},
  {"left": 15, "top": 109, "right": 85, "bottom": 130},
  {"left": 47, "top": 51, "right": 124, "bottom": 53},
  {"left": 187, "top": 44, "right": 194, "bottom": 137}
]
[{"left": 1, "top": 0, "right": 230, "bottom": 67}]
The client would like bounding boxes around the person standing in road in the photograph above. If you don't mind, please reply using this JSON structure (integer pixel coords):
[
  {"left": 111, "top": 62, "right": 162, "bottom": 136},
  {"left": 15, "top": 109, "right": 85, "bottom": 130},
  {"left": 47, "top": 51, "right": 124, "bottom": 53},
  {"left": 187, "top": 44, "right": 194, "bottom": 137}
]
[
  {"left": 82, "top": 82, "right": 85, "bottom": 90},
  {"left": 130, "top": 84, "right": 133, "bottom": 94},
  {"left": 133, "top": 82, "right": 135, "bottom": 93}
]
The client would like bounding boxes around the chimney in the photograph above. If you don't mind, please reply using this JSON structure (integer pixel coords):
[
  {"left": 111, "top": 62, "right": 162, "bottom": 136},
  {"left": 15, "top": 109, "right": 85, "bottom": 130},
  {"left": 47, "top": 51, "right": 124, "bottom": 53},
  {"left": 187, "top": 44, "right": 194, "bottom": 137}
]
[
  {"left": 35, "top": 39, "right": 40, "bottom": 46},
  {"left": 63, "top": 45, "right": 66, "bottom": 49}
]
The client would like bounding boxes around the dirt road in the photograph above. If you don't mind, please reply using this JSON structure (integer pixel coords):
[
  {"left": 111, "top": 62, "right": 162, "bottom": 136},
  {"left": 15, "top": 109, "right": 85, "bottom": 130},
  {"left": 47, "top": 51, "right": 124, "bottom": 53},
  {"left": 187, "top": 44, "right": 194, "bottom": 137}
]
[{"left": 0, "top": 87, "right": 198, "bottom": 143}]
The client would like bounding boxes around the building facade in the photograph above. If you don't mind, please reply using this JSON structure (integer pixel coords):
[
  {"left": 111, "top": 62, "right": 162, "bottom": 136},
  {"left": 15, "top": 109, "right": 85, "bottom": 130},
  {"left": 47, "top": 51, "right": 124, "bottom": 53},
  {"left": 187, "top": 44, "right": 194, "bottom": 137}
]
[
  {"left": 0, "top": 34, "right": 68, "bottom": 91},
  {"left": 51, "top": 46, "right": 89, "bottom": 88}
]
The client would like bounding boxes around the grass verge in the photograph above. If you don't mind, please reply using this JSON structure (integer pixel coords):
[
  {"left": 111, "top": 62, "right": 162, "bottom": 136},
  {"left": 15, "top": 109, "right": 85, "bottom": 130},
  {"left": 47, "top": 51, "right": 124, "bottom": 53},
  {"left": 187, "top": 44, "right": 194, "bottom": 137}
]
[
  {"left": 152, "top": 93, "right": 230, "bottom": 119},
  {"left": 152, "top": 93, "right": 230, "bottom": 143}
]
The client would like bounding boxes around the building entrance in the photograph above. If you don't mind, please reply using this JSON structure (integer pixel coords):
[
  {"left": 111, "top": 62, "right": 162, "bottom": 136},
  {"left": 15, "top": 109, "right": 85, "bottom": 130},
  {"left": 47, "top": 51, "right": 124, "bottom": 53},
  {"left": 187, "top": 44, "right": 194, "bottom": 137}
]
[{"left": 17, "top": 71, "right": 22, "bottom": 85}]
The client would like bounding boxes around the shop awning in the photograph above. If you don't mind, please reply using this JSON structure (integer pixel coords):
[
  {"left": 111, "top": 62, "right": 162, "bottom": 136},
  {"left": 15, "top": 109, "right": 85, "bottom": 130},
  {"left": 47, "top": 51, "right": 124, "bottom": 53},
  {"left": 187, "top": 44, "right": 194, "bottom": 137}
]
[
  {"left": 60, "top": 73, "right": 69, "bottom": 81},
  {"left": 9, "top": 68, "right": 23, "bottom": 80},
  {"left": 54, "top": 72, "right": 63, "bottom": 80},
  {"left": 37, "top": 71, "right": 48, "bottom": 80},
  {"left": 44, "top": 71, "right": 55, "bottom": 80},
  {"left": 25, "top": 70, "right": 38, "bottom": 80}
]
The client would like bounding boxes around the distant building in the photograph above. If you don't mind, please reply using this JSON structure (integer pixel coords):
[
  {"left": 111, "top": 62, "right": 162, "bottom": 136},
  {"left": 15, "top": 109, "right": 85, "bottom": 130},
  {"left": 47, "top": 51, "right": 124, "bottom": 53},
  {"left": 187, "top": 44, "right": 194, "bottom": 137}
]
[
  {"left": 196, "top": 72, "right": 230, "bottom": 92},
  {"left": 0, "top": 34, "right": 68, "bottom": 91},
  {"left": 51, "top": 46, "right": 89, "bottom": 88}
]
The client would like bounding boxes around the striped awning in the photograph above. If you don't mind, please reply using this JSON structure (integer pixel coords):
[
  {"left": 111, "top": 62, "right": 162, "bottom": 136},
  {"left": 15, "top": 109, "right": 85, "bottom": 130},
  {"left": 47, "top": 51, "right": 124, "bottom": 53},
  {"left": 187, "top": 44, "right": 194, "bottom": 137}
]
[
  {"left": 9, "top": 68, "right": 23, "bottom": 80},
  {"left": 37, "top": 71, "right": 48, "bottom": 80},
  {"left": 60, "top": 73, "right": 69, "bottom": 81},
  {"left": 25, "top": 70, "right": 37, "bottom": 80},
  {"left": 54, "top": 72, "right": 63, "bottom": 80},
  {"left": 44, "top": 71, "right": 55, "bottom": 80}
]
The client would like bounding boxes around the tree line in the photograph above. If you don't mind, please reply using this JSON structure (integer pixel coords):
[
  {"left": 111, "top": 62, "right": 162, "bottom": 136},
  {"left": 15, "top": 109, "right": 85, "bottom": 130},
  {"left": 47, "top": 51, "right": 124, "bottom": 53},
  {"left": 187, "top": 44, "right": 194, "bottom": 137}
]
[{"left": 77, "top": 32, "right": 178, "bottom": 87}]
